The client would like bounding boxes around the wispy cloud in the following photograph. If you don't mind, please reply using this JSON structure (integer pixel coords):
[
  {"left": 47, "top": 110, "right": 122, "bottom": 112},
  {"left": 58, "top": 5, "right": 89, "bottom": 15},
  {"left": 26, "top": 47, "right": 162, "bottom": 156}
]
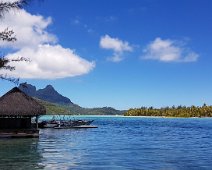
[
  {"left": 100, "top": 34, "right": 133, "bottom": 62},
  {"left": 72, "top": 19, "right": 80, "bottom": 25},
  {"left": 0, "top": 9, "right": 95, "bottom": 79},
  {"left": 71, "top": 17, "right": 94, "bottom": 33},
  {"left": 142, "top": 37, "right": 199, "bottom": 62},
  {"left": 95, "top": 16, "right": 118, "bottom": 23},
  {"left": 104, "top": 16, "right": 118, "bottom": 22}
]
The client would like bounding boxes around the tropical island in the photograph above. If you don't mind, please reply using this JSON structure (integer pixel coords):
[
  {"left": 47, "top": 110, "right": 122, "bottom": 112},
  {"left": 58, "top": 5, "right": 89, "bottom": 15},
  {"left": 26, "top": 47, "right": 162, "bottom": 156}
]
[
  {"left": 18, "top": 83, "right": 124, "bottom": 116},
  {"left": 124, "top": 105, "right": 212, "bottom": 118},
  {"left": 18, "top": 83, "right": 212, "bottom": 118}
]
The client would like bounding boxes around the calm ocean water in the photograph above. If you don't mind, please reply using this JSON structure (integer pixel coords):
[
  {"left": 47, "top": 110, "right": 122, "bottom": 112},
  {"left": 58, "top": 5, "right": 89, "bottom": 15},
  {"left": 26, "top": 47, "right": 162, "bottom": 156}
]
[{"left": 0, "top": 116, "right": 212, "bottom": 170}]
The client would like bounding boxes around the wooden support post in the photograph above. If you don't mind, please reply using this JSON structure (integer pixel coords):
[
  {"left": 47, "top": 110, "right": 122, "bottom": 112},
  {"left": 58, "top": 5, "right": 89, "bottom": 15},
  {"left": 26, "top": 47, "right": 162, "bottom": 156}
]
[{"left": 36, "top": 115, "right": 38, "bottom": 129}]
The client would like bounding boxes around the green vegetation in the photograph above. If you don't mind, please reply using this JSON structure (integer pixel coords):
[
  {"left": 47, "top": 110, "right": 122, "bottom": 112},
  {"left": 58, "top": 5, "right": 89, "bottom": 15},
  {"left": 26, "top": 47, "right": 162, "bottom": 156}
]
[
  {"left": 82, "top": 107, "right": 125, "bottom": 115},
  {"left": 21, "top": 83, "right": 124, "bottom": 115},
  {"left": 124, "top": 104, "right": 212, "bottom": 117},
  {"left": 36, "top": 98, "right": 124, "bottom": 115},
  {"left": 36, "top": 99, "right": 72, "bottom": 115}
]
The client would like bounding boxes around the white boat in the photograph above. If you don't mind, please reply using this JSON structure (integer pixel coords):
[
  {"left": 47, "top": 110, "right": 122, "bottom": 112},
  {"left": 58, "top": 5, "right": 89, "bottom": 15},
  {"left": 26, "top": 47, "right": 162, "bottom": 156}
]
[{"left": 39, "top": 119, "right": 94, "bottom": 128}]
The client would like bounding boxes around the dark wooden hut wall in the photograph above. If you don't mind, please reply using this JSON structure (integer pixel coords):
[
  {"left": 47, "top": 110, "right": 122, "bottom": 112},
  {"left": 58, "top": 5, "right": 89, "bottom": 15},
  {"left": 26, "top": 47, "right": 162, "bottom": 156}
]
[{"left": 0, "top": 118, "right": 31, "bottom": 129}]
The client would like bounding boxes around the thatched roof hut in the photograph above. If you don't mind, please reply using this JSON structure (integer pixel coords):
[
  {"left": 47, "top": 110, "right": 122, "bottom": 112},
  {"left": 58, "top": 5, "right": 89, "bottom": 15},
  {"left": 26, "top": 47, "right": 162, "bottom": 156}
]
[
  {"left": 0, "top": 87, "right": 46, "bottom": 137},
  {"left": 0, "top": 87, "right": 46, "bottom": 117}
]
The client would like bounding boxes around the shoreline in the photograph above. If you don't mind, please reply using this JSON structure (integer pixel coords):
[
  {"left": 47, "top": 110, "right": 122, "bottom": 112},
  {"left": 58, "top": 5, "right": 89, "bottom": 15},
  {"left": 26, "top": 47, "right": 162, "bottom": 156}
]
[{"left": 40, "top": 114, "right": 212, "bottom": 119}]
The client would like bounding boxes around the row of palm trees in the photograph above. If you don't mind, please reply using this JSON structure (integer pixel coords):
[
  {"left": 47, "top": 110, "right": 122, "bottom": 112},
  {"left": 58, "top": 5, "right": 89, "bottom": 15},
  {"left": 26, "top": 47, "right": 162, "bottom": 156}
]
[{"left": 124, "top": 104, "right": 212, "bottom": 117}]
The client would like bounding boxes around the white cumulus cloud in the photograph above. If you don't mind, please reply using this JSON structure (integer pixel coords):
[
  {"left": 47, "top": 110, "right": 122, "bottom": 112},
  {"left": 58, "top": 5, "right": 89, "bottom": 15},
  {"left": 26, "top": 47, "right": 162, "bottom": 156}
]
[
  {"left": 0, "top": 8, "right": 95, "bottom": 79},
  {"left": 100, "top": 34, "right": 133, "bottom": 62},
  {"left": 142, "top": 37, "right": 199, "bottom": 62},
  {"left": 0, "top": 9, "right": 56, "bottom": 49},
  {"left": 100, "top": 34, "right": 132, "bottom": 52},
  {"left": 0, "top": 0, "right": 20, "bottom": 2},
  {"left": 3, "top": 44, "right": 95, "bottom": 79}
]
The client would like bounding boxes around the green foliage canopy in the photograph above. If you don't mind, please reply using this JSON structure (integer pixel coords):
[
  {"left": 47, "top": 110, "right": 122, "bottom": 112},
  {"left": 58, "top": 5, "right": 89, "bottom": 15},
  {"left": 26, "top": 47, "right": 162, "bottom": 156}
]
[{"left": 125, "top": 104, "right": 212, "bottom": 117}]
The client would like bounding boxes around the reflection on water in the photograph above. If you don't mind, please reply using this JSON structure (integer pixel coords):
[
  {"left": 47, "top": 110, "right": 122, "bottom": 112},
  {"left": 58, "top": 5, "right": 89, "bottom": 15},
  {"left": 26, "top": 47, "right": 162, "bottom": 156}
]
[
  {"left": 39, "top": 128, "right": 87, "bottom": 169},
  {"left": 0, "top": 138, "right": 43, "bottom": 169},
  {"left": 0, "top": 116, "right": 212, "bottom": 169}
]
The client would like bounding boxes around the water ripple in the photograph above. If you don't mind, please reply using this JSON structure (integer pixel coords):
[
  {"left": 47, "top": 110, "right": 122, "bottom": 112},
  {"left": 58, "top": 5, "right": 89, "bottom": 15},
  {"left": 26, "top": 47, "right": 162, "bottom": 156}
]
[{"left": 0, "top": 117, "right": 212, "bottom": 169}]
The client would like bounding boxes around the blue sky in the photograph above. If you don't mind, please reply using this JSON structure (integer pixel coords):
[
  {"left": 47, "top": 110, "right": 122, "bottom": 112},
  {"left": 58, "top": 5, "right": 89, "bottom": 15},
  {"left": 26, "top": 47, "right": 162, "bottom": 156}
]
[{"left": 1, "top": 0, "right": 212, "bottom": 109}]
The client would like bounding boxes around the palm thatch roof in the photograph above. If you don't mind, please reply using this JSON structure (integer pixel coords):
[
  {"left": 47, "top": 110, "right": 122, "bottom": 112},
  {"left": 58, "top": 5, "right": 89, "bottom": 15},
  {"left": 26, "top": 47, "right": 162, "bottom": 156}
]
[{"left": 0, "top": 87, "right": 46, "bottom": 116}]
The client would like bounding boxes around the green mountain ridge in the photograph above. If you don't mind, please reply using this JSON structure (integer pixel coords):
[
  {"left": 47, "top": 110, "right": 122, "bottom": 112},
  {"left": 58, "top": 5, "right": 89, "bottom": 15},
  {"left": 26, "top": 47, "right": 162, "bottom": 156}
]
[
  {"left": 19, "top": 83, "right": 124, "bottom": 115},
  {"left": 36, "top": 98, "right": 125, "bottom": 115}
]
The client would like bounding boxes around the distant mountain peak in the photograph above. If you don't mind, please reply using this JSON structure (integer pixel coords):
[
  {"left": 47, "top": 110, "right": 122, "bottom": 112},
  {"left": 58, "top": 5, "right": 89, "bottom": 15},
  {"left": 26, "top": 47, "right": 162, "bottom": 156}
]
[
  {"left": 45, "top": 85, "right": 54, "bottom": 89},
  {"left": 19, "top": 83, "right": 73, "bottom": 105},
  {"left": 19, "top": 83, "right": 36, "bottom": 96},
  {"left": 18, "top": 83, "right": 124, "bottom": 115}
]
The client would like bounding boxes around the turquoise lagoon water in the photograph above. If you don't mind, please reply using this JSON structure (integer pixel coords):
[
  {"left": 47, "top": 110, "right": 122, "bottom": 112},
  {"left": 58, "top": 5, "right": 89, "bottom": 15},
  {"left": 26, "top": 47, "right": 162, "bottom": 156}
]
[{"left": 0, "top": 116, "right": 212, "bottom": 169}]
